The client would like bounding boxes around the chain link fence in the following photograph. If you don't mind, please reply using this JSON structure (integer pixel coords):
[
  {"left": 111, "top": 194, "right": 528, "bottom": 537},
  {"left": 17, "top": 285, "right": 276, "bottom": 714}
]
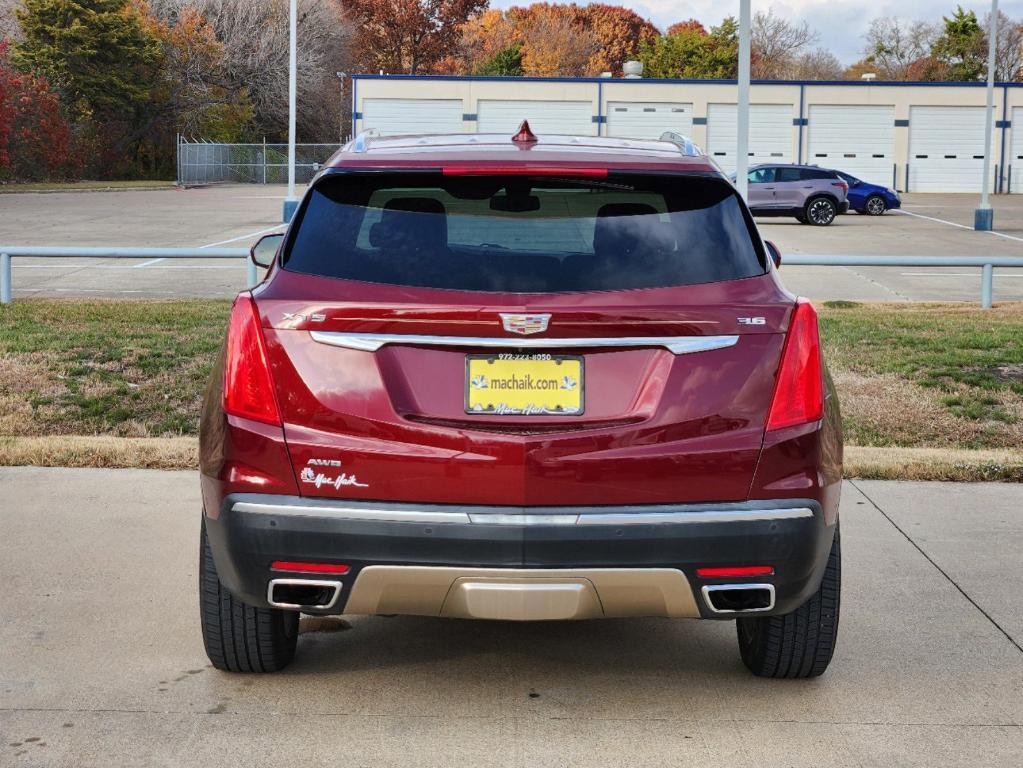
[{"left": 176, "top": 138, "right": 345, "bottom": 186}]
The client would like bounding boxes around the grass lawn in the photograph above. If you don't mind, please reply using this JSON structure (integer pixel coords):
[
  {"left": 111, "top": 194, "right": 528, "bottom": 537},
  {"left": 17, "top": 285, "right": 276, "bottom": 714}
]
[
  {"left": 0, "top": 299, "right": 1020, "bottom": 477},
  {"left": 0, "top": 180, "right": 177, "bottom": 193}
]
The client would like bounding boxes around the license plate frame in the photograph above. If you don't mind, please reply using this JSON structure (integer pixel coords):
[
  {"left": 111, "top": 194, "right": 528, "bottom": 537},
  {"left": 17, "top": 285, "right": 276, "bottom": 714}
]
[{"left": 464, "top": 354, "right": 585, "bottom": 416}]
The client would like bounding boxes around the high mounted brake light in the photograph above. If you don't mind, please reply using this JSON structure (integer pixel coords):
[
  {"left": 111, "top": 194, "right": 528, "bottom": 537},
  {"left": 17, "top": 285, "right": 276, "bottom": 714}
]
[
  {"left": 766, "top": 299, "right": 824, "bottom": 431},
  {"left": 442, "top": 166, "right": 608, "bottom": 177},
  {"left": 223, "top": 294, "right": 282, "bottom": 426}
]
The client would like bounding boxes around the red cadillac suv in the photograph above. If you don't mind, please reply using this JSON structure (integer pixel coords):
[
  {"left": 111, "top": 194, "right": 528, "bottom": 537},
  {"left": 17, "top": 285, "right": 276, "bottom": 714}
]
[{"left": 199, "top": 124, "right": 842, "bottom": 678}]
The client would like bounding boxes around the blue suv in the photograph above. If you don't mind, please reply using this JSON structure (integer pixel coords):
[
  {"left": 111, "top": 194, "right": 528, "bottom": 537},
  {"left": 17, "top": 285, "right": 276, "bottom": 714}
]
[{"left": 837, "top": 172, "right": 902, "bottom": 216}]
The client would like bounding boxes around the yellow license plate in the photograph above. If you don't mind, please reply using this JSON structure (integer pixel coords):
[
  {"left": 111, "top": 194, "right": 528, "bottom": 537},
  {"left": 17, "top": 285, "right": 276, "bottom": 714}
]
[{"left": 465, "top": 355, "right": 584, "bottom": 416}]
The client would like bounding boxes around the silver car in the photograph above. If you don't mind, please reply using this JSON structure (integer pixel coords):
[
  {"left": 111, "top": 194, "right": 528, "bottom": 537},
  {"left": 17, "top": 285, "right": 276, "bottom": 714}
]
[{"left": 744, "top": 164, "right": 850, "bottom": 226}]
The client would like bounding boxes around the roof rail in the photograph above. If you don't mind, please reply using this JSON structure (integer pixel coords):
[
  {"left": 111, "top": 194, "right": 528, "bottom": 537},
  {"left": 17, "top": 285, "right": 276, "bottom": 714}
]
[
  {"left": 658, "top": 131, "right": 703, "bottom": 157},
  {"left": 350, "top": 129, "right": 378, "bottom": 153}
]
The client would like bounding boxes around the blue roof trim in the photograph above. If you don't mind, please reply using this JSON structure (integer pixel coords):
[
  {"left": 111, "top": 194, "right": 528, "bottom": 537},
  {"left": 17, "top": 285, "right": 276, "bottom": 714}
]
[
  {"left": 692, "top": 117, "right": 707, "bottom": 125},
  {"left": 350, "top": 73, "right": 1023, "bottom": 88}
]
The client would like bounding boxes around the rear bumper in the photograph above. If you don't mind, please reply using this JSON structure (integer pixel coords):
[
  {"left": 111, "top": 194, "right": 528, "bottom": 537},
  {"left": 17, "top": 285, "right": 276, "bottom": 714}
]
[
  {"left": 205, "top": 495, "right": 836, "bottom": 620},
  {"left": 838, "top": 200, "right": 850, "bottom": 214}
]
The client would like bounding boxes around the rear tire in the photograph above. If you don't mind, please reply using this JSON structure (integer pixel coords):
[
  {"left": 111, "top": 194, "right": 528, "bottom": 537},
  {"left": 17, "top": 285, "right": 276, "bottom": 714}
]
[
  {"left": 865, "top": 195, "right": 888, "bottom": 215},
  {"left": 736, "top": 526, "right": 841, "bottom": 678},
  {"left": 199, "top": 520, "right": 298, "bottom": 672},
  {"left": 804, "top": 197, "right": 837, "bottom": 226}
]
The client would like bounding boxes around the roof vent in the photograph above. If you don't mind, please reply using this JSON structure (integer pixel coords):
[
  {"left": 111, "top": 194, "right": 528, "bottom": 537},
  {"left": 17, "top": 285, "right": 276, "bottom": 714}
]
[
  {"left": 623, "top": 60, "right": 644, "bottom": 78},
  {"left": 512, "top": 120, "right": 538, "bottom": 144}
]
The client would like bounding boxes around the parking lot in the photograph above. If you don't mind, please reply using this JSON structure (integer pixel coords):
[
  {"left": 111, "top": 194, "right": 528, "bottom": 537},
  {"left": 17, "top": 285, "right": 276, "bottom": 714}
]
[
  {"left": 1, "top": 467, "right": 1020, "bottom": 766},
  {"left": 2, "top": 185, "right": 1023, "bottom": 302}
]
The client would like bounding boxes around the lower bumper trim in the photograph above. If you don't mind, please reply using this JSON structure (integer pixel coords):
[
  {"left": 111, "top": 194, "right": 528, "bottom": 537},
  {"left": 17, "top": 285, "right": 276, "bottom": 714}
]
[{"left": 344, "top": 566, "right": 701, "bottom": 619}]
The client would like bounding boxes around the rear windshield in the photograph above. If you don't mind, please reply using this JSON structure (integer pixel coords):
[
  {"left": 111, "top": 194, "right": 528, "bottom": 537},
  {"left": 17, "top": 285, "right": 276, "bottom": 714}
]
[{"left": 283, "top": 172, "right": 765, "bottom": 293}]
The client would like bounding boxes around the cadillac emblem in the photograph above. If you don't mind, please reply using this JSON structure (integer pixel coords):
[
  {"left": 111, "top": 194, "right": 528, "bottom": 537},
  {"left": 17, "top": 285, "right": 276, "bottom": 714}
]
[{"left": 499, "top": 313, "right": 551, "bottom": 335}]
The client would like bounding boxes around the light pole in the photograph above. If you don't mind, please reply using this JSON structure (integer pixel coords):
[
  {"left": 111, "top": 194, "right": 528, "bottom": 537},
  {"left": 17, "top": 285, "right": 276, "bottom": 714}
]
[
  {"left": 736, "top": 0, "right": 751, "bottom": 201},
  {"left": 283, "top": 0, "right": 298, "bottom": 223},
  {"left": 975, "top": 0, "right": 998, "bottom": 231},
  {"left": 336, "top": 72, "right": 347, "bottom": 143}
]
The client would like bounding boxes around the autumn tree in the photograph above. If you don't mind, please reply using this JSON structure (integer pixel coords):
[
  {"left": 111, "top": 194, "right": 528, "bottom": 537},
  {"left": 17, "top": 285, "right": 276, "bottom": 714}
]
[
  {"left": 0, "top": 41, "right": 74, "bottom": 180},
  {"left": 666, "top": 20, "right": 705, "bottom": 37},
  {"left": 639, "top": 18, "right": 738, "bottom": 80},
  {"left": 13, "top": 0, "right": 161, "bottom": 123},
  {"left": 751, "top": 9, "right": 816, "bottom": 79},
  {"left": 346, "top": 0, "right": 488, "bottom": 75},
  {"left": 128, "top": 2, "right": 253, "bottom": 175},
  {"left": 581, "top": 4, "right": 658, "bottom": 75},
  {"left": 452, "top": 8, "right": 519, "bottom": 74},
  {"left": 155, "top": 0, "right": 354, "bottom": 141},
  {"left": 508, "top": 4, "right": 598, "bottom": 77}
]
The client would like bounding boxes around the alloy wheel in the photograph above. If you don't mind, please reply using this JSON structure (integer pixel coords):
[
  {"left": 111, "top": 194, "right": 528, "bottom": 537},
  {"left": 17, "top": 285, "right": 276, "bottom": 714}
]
[
  {"left": 865, "top": 196, "right": 887, "bottom": 215},
  {"left": 808, "top": 199, "right": 836, "bottom": 225}
]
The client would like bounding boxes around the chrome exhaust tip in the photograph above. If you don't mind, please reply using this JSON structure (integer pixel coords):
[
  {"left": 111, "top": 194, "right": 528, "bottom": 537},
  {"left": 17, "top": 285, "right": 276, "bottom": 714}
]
[
  {"left": 701, "top": 583, "right": 775, "bottom": 614},
  {"left": 267, "top": 579, "right": 342, "bottom": 611}
]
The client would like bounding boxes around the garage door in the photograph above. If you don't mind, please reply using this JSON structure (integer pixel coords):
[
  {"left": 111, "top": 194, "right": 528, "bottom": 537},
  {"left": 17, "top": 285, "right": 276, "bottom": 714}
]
[
  {"left": 706, "top": 104, "right": 792, "bottom": 174},
  {"left": 909, "top": 106, "right": 993, "bottom": 192},
  {"left": 808, "top": 105, "right": 894, "bottom": 187},
  {"left": 605, "top": 102, "right": 693, "bottom": 140},
  {"left": 477, "top": 100, "right": 593, "bottom": 136},
  {"left": 361, "top": 99, "right": 463, "bottom": 136},
  {"left": 1008, "top": 107, "right": 1023, "bottom": 192}
]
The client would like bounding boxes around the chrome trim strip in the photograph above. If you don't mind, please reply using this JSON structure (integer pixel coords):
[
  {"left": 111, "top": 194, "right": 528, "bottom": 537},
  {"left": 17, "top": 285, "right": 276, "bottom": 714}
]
[
  {"left": 575, "top": 507, "right": 814, "bottom": 526},
  {"left": 234, "top": 502, "right": 812, "bottom": 527},
  {"left": 467, "top": 513, "right": 580, "bottom": 525},
  {"left": 310, "top": 331, "right": 740, "bottom": 355},
  {"left": 701, "top": 583, "right": 776, "bottom": 614},
  {"left": 267, "top": 578, "right": 343, "bottom": 611}
]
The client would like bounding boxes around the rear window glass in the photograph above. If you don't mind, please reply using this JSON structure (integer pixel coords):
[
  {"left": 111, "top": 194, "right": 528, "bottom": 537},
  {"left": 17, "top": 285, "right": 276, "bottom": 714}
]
[{"left": 283, "top": 172, "right": 765, "bottom": 293}]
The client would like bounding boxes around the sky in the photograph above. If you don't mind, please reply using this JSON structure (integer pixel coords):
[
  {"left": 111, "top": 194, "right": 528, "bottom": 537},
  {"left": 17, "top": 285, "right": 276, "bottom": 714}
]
[{"left": 491, "top": 0, "right": 1023, "bottom": 65}]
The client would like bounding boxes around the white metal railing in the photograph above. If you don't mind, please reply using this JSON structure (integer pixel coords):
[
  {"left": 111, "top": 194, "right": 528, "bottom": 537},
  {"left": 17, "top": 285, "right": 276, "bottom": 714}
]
[
  {"left": 0, "top": 247, "right": 253, "bottom": 304},
  {"left": 1, "top": 248, "right": 1022, "bottom": 307}
]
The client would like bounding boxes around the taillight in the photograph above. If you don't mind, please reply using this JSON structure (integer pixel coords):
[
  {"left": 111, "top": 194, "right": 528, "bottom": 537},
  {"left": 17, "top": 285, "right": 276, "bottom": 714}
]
[
  {"left": 833, "top": 181, "right": 848, "bottom": 192},
  {"left": 223, "top": 294, "right": 282, "bottom": 426},
  {"left": 766, "top": 299, "right": 824, "bottom": 431}
]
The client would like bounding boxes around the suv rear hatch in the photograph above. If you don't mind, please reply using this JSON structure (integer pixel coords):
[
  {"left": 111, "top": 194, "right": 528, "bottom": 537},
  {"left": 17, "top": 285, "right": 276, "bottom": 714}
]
[{"left": 256, "top": 170, "right": 795, "bottom": 506}]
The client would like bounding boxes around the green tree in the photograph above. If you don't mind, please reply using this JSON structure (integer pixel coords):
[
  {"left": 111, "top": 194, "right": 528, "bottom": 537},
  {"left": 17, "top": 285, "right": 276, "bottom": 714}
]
[
  {"left": 640, "top": 18, "right": 738, "bottom": 79},
  {"left": 12, "top": 0, "right": 161, "bottom": 123},
  {"left": 931, "top": 6, "right": 987, "bottom": 81},
  {"left": 477, "top": 43, "right": 523, "bottom": 76}
]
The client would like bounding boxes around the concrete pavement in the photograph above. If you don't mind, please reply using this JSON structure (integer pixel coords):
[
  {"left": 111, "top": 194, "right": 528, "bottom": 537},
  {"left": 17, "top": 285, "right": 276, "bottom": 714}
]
[{"left": 1, "top": 467, "right": 1020, "bottom": 766}]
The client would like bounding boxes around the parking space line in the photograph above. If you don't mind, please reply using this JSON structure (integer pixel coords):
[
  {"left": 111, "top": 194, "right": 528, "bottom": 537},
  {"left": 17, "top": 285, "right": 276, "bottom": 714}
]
[
  {"left": 896, "top": 209, "right": 1023, "bottom": 244},
  {"left": 134, "top": 258, "right": 165, "bottom": 268},
  {"left": 199, "top": 225, "right": 281, "bottom": 249}
]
